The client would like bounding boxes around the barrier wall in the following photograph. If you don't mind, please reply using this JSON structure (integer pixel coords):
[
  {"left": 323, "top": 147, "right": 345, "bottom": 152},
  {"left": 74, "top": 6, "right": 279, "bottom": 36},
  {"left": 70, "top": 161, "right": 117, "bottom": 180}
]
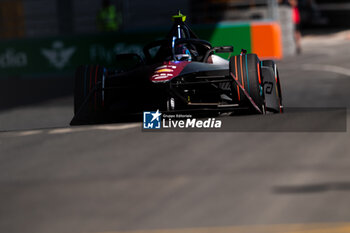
[
  {"left": 251, "top": 21, "right": 282, "bottom": 60},
  {"left": 0, "top": 21, "right": 282, "bottom": 77}
]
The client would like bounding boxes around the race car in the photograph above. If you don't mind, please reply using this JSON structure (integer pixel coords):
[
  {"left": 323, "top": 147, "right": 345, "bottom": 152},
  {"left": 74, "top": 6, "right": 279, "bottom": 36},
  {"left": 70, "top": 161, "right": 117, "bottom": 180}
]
[{"left": 71, "top": 12, "right": 283, "bottom": 125}]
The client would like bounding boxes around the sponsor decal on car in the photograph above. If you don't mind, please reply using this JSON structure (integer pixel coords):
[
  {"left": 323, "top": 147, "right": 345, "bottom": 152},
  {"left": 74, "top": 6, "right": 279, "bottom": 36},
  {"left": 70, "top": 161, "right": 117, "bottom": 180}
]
[
  {"left": 156, "top": 68, "right": 174, "bottom": 73},
  {"left": 151, "top": 61, "right": 189, "bottom": 82}
]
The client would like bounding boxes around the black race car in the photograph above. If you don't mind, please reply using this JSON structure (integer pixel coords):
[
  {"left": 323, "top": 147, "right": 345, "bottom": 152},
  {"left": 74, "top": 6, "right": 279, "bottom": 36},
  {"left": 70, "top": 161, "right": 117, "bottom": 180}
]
[{"left": 71, "top": 12, "right": 283, "bottom": 125}]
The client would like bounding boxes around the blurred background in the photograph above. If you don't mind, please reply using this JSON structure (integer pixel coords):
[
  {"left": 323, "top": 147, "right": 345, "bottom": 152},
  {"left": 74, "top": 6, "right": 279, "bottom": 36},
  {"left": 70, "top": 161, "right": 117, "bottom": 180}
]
[{"left": 0, "top": 0, "right": 348, "bottom": 38}]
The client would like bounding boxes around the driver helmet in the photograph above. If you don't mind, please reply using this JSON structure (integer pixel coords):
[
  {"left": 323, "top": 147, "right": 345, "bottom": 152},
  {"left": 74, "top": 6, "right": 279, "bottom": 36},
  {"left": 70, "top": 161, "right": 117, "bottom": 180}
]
[{"left": 174, "top": 44, "right": 192, "bottom": 61}]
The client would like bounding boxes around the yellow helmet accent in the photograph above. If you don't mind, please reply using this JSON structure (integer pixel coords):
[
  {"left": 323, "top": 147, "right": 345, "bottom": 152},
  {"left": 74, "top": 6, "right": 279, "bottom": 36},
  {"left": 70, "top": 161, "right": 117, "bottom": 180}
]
[{"left": 172, "top": 10, "right": 186, "bottom": 22}]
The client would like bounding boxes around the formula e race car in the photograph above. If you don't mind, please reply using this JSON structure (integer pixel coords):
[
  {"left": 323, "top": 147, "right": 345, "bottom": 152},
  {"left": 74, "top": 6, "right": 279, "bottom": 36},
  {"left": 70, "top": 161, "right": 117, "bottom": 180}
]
[{"left": 70, "top": 12, "right": 283, "bottom": 125}]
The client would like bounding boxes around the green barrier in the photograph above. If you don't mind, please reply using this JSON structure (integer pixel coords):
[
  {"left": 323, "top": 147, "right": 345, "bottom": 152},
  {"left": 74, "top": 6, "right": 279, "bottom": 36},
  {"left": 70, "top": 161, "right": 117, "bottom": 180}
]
[
  {"left": 196, "top": 23, "right": 251, "bottom": 58},
  {"left": 0, "top": 23, "right": 251, "bottom": 77}
]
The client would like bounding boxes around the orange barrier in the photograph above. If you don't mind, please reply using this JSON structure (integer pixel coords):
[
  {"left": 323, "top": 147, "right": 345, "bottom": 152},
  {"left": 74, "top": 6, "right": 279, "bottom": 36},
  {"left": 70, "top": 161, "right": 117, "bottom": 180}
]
[{"left": 251, "top": 22, "right": 283, "bottom": 60}]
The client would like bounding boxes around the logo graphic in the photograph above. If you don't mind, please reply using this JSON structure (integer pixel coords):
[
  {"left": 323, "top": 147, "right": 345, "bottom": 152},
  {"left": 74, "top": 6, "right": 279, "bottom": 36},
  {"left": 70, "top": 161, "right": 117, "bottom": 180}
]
[
  {"left": 90, "top": 43, "right": 143, "bottom": 64},
  {"left": 41, "top": 41, "right": 76, "bottom": 69},
  {"left": 143, "top": 110, "right": 162, "bottom": 129},
  {"left": 264, "top": 81, "right": 274, "bottom": 94},
  {"left": 0, "top": 49, "right": 27, "bottom": 68}
]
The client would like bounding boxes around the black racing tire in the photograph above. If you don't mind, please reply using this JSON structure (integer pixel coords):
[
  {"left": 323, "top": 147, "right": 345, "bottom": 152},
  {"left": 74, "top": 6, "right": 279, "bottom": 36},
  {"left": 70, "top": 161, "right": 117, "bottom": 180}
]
[
  {"left": 73, "top": 65, "right": 106, "bottom": 123},
  {"left": 229, "top": 53, "right": 265, "bottom": 113},
  {"left": 262, "top": 60, "right": 283, "bottom": 112}
]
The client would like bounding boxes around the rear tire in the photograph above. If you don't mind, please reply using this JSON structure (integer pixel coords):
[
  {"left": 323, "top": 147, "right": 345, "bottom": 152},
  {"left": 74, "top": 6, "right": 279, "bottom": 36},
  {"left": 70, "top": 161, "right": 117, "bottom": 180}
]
[
  {"left": 72, "top": 65, "right": 106, "bottom": 124},
  {"left": 229, "top": 53, "right": 265, "bottom": 113}
]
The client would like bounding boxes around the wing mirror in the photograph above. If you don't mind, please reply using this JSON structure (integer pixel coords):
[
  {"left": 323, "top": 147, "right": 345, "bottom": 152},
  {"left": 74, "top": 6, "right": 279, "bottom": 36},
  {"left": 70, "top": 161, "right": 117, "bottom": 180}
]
[
  {"left": 214, "top": 46, "right": 234, "bottom": 53},
  {"left": 203, "top": 46, "right": 234, "bottom": 62}
]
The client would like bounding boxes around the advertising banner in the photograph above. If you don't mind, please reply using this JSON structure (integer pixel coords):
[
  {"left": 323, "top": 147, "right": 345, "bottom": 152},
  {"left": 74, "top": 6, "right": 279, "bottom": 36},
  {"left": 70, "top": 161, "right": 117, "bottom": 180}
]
[{"left": 0, "top": 23, "right": 253, "bottom": 77}]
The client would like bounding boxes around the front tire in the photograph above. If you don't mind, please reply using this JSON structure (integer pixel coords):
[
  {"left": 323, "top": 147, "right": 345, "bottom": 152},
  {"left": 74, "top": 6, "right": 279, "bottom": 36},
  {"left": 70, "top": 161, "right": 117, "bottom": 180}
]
[
  {"left": 229, "top": 53, "right": 265, "bottom": 113},
  {"left": 261, "top": 60, "right": 283, "bottom": 113}
]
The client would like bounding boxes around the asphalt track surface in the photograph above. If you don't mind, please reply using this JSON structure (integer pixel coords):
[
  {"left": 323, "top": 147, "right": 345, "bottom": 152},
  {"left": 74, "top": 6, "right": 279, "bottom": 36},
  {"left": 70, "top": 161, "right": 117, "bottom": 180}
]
[{"left": 1, "top": 31, "right": 350, "bottom": 233}]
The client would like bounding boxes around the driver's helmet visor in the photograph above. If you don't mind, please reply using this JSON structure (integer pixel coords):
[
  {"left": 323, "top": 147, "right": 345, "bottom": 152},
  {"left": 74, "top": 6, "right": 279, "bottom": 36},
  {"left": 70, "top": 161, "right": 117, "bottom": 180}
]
[{"left": 174, "top": 44, "right": 192, "bottom": 61}]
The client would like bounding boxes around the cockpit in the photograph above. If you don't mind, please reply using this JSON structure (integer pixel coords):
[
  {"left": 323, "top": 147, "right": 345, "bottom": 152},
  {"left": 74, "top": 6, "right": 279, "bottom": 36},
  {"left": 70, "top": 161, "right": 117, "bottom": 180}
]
[{"left": 143, "top": 11, "right": 232, "bottom": 65}]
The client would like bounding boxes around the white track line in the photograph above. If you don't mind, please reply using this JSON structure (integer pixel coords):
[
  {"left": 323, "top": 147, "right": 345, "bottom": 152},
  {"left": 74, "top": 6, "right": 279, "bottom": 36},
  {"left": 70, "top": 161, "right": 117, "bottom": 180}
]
[
  {"left": 2, "top": 123, "right": 140, "bottom": 137},
  {"left": 301, "top": 64, "right": 350, "bottom": 77},
  {"left": 17, "top": 130, "right": 44, "bottom": 136},
  {"left": 91, "top": 124, "right": 140, "bottom": 131},
  {"left": 48, "top": 123, "right": 140, "bottom": 135},
  {"left": 48, "top": 128, "right": 76, "bottom": 134}
]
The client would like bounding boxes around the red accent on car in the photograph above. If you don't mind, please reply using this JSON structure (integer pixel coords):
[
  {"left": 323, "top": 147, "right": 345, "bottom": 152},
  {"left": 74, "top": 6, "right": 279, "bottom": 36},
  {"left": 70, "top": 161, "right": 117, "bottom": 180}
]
[
  {"left": 150, "top": 61, "right": 189, "bottom": 82},
  {"left": 94, "top": 65, "right": 99, "bottom": 110}
]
